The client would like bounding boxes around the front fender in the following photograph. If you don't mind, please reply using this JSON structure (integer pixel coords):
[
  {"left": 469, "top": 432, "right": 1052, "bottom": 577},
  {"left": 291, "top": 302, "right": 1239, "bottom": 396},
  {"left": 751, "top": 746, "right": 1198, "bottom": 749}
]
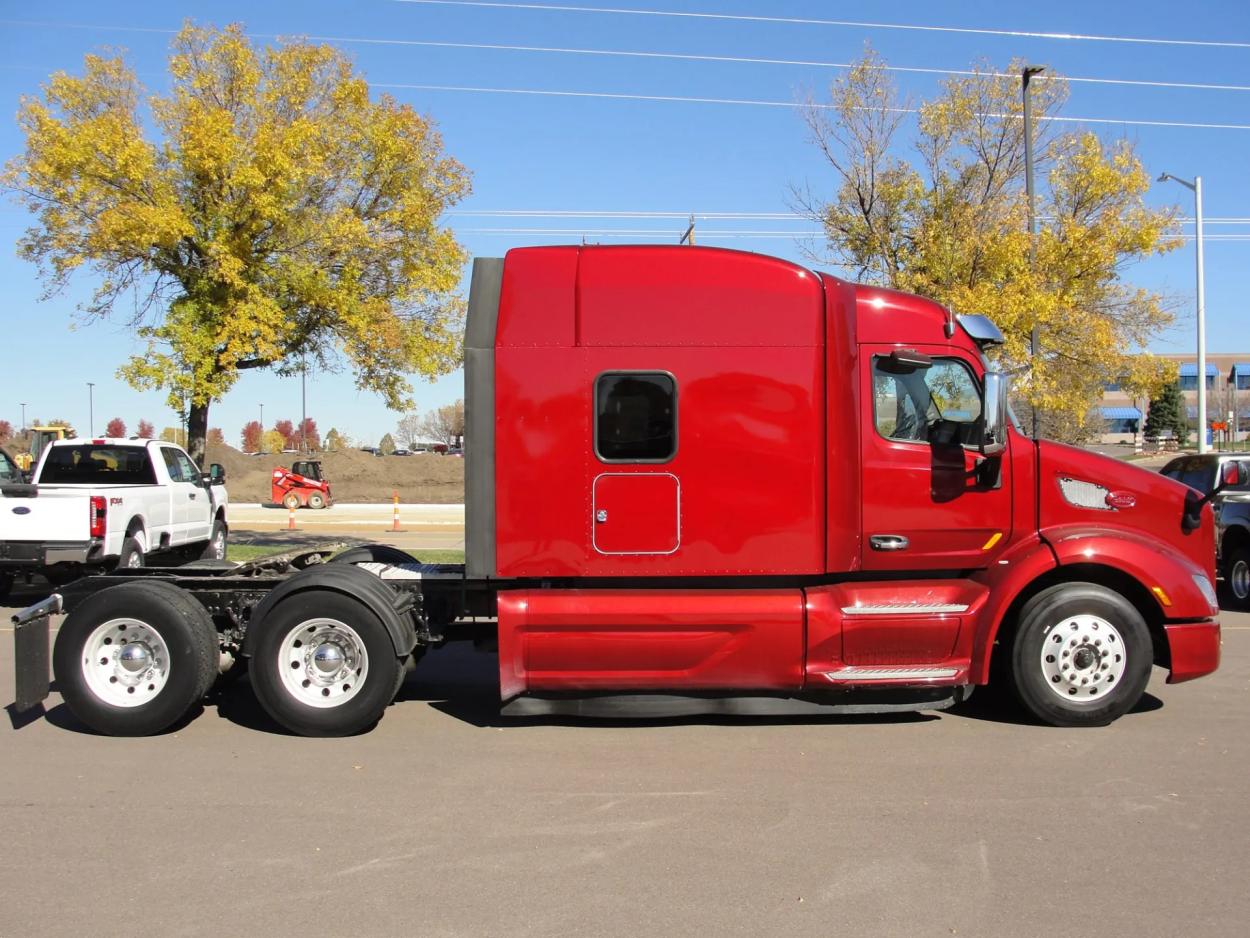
[
  {"left": 968, "top": 534, "right": 1058, "bottom": 684},
  {"left": 1043, "top": 525, "right": 1217, "bottom": 620}
]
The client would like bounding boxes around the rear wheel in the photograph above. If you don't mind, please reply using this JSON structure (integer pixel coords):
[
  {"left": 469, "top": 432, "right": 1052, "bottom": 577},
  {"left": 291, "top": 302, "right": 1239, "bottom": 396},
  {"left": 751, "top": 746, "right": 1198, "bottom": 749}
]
[
  {"left": 1010, "top": 582, "right": 1152, "bottom": 727},
  {"left": 201, "top": 520, "right": 227, "bottom": 561},
  {"left": 307, "top": 493, "right": 326, "bottom": 510},
  {"left": 330, "top": 544, "right": 419, "bottom": 567},
  {"left": 52, "top": 581, "right": 218, "bottom": 735},
  {"left": 117, "top": 534, "right": 145, "bottom": 570},
  {"left": 1224, "top": 546, "right": 1250, "bottom": 610},
  {"left": 248, "top": 590, "right": 401, "bottom": 737}
]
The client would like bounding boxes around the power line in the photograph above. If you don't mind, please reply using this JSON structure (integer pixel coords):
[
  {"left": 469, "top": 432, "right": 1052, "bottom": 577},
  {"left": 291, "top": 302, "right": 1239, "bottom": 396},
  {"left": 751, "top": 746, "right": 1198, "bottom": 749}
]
[
  {"left": 449, "top": 210, "right": 1250, "bottom": 224},
  {"left": 376, "top": 82, "right": 1250, "bottom": 129},
  {"left": 3, "top": 20, "right": 1247, "bottom": 95},
  {"left": 392, "top": 1, "right": 1250, "bottom": 50}
]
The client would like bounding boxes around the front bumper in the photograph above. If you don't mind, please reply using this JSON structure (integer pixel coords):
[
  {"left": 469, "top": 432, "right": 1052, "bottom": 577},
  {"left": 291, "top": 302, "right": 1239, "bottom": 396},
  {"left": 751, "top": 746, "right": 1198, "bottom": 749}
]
[
  {"left": 1164, "top": 620, "right": 1221, "bottom": 683},
  {"left": 0, "top": 539, "right": 100, "bottom": 569}
]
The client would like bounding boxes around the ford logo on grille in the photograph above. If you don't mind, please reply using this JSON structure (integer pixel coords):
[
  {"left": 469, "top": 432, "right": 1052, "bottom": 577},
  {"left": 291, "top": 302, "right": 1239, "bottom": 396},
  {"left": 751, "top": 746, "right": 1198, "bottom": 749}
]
[{"left": 12, "top": 506, "right": 31, "bottom": 515}]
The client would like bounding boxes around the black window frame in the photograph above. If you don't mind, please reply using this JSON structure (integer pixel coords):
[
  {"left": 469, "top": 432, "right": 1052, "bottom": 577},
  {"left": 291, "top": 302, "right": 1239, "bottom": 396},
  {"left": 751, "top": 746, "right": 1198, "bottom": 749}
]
[{"left": 593, "top": 370, "right": 679, "bottom": 464}]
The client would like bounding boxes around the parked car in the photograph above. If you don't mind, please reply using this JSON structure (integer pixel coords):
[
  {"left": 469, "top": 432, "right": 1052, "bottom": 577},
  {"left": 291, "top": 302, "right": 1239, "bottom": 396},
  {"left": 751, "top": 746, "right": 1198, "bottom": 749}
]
[
  {"left": 1161, "top": 453, "right": 1250, "bottom": 608},
  {"left": 0, "top": 438, "right": 229, "bottom": 594}
]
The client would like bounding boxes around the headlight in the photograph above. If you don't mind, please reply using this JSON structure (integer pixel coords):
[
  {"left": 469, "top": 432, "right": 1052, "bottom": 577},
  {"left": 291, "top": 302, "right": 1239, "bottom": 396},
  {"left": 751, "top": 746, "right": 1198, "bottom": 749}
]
[{"left": 1192, "top": 573, "right": 1219, "bottom": 612}]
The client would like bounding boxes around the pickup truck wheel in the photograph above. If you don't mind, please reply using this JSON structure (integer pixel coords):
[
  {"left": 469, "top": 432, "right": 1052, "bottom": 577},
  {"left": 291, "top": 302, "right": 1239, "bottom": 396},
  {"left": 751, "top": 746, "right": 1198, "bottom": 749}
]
[
  {"left": 1225, "top": 546, "right": 1250, "bottom": 609},
  {"left": 249, "top": 590, "right": 401, "bottom": 737},
  {"left": 52, "top": 581, "right": 218, "bottom": 736},
  {"left": 201, "top": 521, "right": 227, "bottom": 561},
  {"left": 117, "top": 535, "right": 145, "bottom": 569},
  {"left": 1010, "top": 583, "right": 1152, "bottom": 727},
  {"left": 307, "top": 493, "right": 326, "bottom": 510},
  {"left": 282, "top": 493, "right": 301, "bottom": 511}
]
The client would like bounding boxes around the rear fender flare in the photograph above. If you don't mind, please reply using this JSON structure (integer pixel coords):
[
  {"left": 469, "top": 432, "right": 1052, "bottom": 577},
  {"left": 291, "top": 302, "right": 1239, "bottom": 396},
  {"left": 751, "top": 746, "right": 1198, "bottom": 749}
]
[{"left": 242, "top": 564, "right": 417, "bottom": 659}]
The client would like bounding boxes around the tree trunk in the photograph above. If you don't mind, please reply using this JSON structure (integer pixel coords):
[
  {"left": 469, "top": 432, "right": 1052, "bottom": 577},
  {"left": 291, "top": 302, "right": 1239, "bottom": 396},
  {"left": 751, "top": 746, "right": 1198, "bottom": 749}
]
[{"left": 187, "top": 400, "right": 210, "bottom": 467}]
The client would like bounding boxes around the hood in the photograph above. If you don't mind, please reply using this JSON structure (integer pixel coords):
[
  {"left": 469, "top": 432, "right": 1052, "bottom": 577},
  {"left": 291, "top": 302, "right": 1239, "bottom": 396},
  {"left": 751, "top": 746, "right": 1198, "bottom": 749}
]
[{"left": 1037, "top": 441, "right": 1215, "bottom": 580}]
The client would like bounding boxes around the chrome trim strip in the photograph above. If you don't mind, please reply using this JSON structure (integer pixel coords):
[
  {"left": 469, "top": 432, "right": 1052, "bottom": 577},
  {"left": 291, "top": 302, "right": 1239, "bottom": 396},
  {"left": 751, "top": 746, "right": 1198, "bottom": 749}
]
[
  {"left": 839, "top": 603, "right": 968, "bottom": 615},
  {"left": 822, "top": 666, "right": 960, "bottom": 682}
]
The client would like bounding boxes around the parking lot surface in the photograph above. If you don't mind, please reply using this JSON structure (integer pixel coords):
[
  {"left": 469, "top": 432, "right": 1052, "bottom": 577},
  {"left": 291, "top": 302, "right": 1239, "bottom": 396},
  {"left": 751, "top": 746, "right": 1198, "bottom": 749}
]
[{"left": 3, "top": 593, "right": 1248, "bottom": 938}]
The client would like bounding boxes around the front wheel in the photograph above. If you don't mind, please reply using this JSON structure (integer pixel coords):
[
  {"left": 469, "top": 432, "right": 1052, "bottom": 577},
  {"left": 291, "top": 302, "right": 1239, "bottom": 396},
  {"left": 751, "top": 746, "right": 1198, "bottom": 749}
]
[
  {"left": 52, "top": 581, "right": 219, "bottom": 735},
  {"left": 248, "top": 590, "right": 401, "bottom": 737},
  {"left": 1224, "top": 546, "right": 1250, "bottom": 610},
  {"left": 1009, "top": 582, "right": 1153, "bottom": 727}
]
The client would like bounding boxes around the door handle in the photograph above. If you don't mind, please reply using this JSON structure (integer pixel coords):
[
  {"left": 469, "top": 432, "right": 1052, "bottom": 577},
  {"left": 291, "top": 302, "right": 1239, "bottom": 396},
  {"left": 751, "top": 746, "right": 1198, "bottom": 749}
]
[
  {"left": 870, "top": 534, "right": 909, "bottom": 551},
  {"left": 189, "top": 492, "right": 197, "bottom": 500}
]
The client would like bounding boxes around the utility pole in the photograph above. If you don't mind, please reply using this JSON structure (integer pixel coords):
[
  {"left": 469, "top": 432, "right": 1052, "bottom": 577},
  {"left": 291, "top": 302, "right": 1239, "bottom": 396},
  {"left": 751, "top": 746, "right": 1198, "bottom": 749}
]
[
  {"left": 86, "top": 382, "right": 95, "bottom": 436},
  {"left": 1022, "top": 65, "right": 1044, "bottom": 439},
  {"left": 679, "top": 215, "right": 696, "bottom": 245},
  {"left": 20, "top": 402, "right": 27, "bottom": 433},
  {"left": 1159, "top": 172, "right": 1208, "bottom": 453},
  {"left": 301, "top": 358, "right": 308, "bottom": 453}
]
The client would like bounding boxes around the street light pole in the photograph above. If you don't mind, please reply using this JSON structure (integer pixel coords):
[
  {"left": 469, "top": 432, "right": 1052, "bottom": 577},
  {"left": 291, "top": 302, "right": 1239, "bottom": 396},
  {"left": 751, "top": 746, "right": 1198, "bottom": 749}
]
[
  {"left": 1022, "top": 65, "right": 1045, "bottom": 439},
  {"left": 1159, "top": 172, "right": 1207, "bottom": 453},
  {"left": 20, "top": 402, "right": 27, "bottom": 433},
  {"left": 87, "top": 382, "right": 95, "bottom": 437}
]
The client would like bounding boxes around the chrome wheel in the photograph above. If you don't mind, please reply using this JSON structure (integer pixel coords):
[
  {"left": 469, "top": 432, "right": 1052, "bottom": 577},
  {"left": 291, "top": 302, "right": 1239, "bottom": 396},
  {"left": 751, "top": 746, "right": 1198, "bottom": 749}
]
[
  {"left": 125, "top": 551, "right": 143, "bottom": 569},
  {"left": 1231, "top": 559, "right": 1250, "bottom": 602},
  {"left": 1039, "top": 614, "right": 1126, "bottom": 704},
  {"left": 277, "top": 618, "right": 369, "bottom": 708},
  {"left": 81, "top": 618, "right": 171, "bottom": 707}
]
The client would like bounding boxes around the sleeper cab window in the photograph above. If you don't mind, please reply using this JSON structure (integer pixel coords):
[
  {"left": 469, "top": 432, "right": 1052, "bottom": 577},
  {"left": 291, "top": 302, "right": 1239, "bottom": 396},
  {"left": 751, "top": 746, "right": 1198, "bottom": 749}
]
[
  {"left": 595, "top": 372, "right": 677, "bottom": 463},
  {"left": 872, "top": 357, "right": 982, "bottom": 446}
]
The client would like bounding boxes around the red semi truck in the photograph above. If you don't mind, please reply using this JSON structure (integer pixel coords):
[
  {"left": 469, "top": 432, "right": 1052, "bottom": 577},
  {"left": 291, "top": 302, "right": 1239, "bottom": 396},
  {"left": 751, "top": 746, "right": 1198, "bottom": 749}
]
[{"left": 10, "top": 245, "right": 1232, "bottom": 737}]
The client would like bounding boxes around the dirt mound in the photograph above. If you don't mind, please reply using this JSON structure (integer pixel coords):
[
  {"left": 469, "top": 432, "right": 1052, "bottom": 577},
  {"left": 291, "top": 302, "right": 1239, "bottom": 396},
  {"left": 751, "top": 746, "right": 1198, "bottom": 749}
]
[{"left": 205, "top": 444, "right": 464, "bottom": 504}]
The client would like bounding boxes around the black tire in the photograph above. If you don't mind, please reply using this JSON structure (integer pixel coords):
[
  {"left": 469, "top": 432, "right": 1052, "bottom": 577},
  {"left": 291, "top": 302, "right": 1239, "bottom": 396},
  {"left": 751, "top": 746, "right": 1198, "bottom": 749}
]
[
  {"left": 248, "top": 590, "right": 402, "bottom": 737},
  {"left": 282, "top": 493, "right": 301, "bottom": 511},
  {"left": 52, "top": 580, "right": 218, "bottom": 736},
  {"left": 307, "top": 493, "right": 326, "bottom": 510},
  {"left": 201, "top": 520, "right": 228, "bottom": 561},
  {"left": 1223, "top": 545, "right": 1250, "bottom": 611},
  {"left": 330, "top": 544, "right": 420, "bottom": 567},
  {"left": 1010, "top": 582, "right": 1153, "bottom": 727},
  {"left": 117, "top": 535, "right": 145, "bottom": 570}
]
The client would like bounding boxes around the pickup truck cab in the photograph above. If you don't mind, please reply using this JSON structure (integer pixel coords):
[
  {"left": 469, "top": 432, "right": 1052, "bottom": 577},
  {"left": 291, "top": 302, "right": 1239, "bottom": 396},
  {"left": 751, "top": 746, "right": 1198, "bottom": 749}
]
[
  {"left": 1161, "top": 453, "right": 1250, "bottom": 608},
  {"left": 0, "top": 438, "right": 228, "bottom": 589}
]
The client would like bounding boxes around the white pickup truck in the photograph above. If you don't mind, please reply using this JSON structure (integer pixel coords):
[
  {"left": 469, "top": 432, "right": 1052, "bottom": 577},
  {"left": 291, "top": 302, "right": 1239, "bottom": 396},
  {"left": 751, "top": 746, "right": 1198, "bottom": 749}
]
[{"left": 0, "top": 438, "right": 228, "bottom": 597}]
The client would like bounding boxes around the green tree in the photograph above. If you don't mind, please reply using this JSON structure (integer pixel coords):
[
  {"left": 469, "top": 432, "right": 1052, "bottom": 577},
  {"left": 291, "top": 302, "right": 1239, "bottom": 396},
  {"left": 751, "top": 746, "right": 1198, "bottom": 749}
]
[
  {"left": 323, "top": 428, "right": 345, "bottom": 452},
  {"left": 1143, "top": 381, "right": 1188, "bottom": 446},
  {"left": 5, "top": 22, "right": 471, "bottom": 466},
  {"left": 378, "top": 432, "right": 397, "bottom": 456},
  {"left": 796, "top": 50, "right": 1179, "bottom": 429}
]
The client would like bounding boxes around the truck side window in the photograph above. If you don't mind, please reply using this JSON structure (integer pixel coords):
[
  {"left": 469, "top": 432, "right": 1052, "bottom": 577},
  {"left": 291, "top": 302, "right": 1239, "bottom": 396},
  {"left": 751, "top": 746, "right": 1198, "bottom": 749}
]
[
  {"left": 160, "top": 447, "right": 186, "bottom": 482},
  {"left": 596, "top": 372, "right": 677, "bottom": 462},
  {"left": 873, "top": 358, "right": 982, "bottom": 446}
]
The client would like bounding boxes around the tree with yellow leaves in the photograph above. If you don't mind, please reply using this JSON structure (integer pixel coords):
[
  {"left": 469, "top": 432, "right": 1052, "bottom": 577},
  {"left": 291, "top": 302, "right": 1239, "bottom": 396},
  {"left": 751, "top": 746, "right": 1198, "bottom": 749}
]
[
  {"left": 795, "top": 50, "right": 1179, "bottom": 436},
  {"left": 4, "top": 22, "right": 471, "bottom": 465}
]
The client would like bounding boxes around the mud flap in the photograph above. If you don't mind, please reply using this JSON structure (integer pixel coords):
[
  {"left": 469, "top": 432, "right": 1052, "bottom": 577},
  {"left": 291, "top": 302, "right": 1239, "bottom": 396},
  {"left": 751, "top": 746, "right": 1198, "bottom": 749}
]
[{"left": 13, "top": 616, "right": 50, "bottom": 713}]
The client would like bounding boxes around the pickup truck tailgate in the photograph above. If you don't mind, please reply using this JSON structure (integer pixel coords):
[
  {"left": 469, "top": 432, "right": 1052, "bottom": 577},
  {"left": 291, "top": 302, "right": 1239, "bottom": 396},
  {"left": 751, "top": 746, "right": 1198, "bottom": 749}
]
[{"left": 0, "top": 488, "right": 89, "bottom": 542}]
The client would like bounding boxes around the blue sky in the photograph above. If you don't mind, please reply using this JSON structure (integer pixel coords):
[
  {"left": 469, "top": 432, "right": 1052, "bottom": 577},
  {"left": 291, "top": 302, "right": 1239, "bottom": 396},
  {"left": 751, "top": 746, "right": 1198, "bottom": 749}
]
[{"left": 1, "top": 0, "right": 1247, "bottom": 444}]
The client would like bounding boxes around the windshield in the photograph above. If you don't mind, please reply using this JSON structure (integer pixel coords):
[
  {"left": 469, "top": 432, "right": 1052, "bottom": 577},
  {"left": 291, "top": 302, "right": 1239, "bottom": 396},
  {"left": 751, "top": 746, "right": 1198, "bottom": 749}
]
[{"left": 38, "top": 445, "right": 157, "bottom": 485}]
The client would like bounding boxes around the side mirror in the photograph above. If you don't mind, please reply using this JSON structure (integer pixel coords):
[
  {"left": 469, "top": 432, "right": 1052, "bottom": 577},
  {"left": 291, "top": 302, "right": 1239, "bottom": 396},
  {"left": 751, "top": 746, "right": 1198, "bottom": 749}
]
[
  {"left": 980, "top": 371, "right": 1009, "bottom": 457},
  {"left": 207, "top": 463, "right": 226, "bottom": 484}
]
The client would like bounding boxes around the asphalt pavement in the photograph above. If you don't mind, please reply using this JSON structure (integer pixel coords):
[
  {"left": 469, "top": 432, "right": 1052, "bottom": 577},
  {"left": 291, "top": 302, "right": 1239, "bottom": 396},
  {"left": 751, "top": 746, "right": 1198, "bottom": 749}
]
[{"left": 3, "top": 593, "right": 1248, "bottom": 937}]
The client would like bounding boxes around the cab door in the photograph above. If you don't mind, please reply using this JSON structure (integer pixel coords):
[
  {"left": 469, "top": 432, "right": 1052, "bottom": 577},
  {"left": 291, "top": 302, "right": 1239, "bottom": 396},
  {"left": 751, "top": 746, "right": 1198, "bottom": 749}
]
[
  {"left": 158, "top": 447, "right": 197, "bottom": 545},
  {"left": 860, "top": 347, "right": 1012, "bottom": 571}
]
